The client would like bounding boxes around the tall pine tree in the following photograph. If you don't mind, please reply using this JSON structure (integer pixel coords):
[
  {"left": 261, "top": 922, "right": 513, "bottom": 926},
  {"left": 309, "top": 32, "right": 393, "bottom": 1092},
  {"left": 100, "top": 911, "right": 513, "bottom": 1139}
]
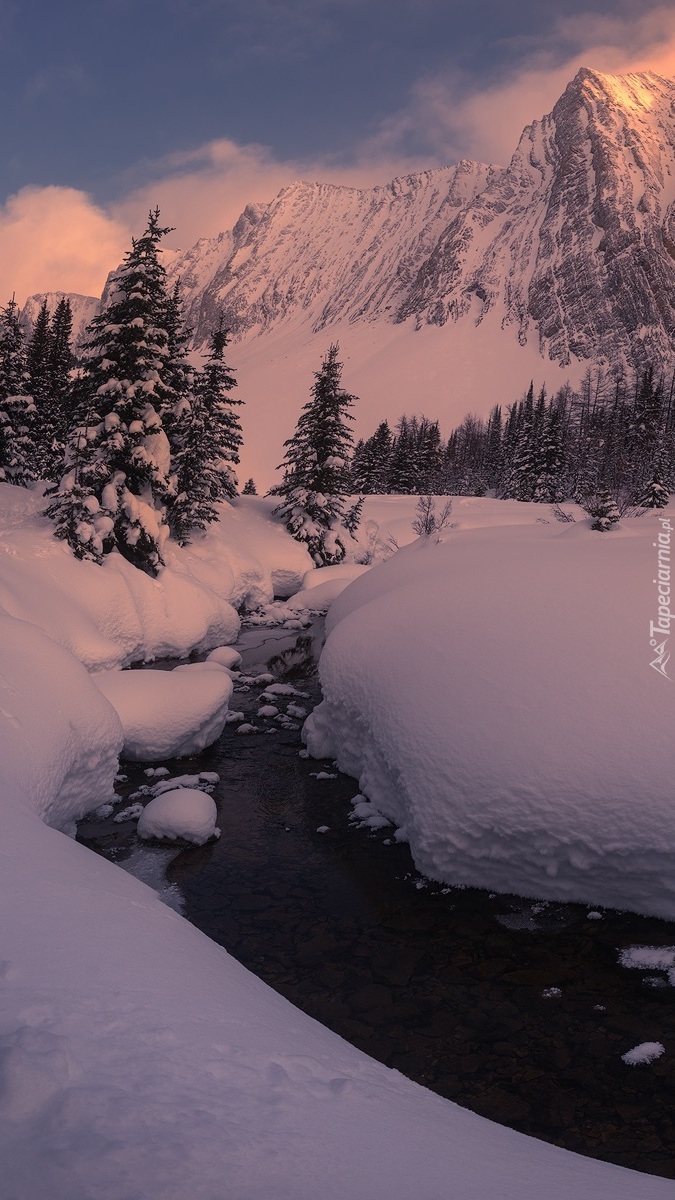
[
  {"left": 170, "top": 316, "right": 243, "bottom": 544},
  {"left": 275, "top": 343, "right": 361, "bottom": 564},
  {"left": 0, "top": 298, "right": 35, "bottom": 487},
  {"left": 47, "top": 210, "right": 175, "bottom": 574}
]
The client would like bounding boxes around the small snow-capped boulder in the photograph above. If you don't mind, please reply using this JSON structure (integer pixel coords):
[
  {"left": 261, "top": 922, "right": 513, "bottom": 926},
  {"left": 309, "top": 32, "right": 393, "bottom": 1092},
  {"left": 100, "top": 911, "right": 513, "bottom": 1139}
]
[
  {"left": 207, "top": 646, "right": 243, "bottom": 670},
  {"left": 137, "top": 789, "right": 220, "bottom": 844}
]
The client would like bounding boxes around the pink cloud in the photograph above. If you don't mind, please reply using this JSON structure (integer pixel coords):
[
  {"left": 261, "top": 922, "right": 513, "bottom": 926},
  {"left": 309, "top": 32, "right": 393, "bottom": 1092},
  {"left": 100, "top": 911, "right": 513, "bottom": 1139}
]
[{"left": 0, "top": 186, "right": 129, "bottom": 307}]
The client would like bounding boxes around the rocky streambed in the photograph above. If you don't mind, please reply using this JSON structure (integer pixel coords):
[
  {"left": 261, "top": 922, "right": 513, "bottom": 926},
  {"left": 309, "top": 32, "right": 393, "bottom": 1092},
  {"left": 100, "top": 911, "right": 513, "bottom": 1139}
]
[{"left": 78, "top": 622, "right": 675, "bottom": 1180}]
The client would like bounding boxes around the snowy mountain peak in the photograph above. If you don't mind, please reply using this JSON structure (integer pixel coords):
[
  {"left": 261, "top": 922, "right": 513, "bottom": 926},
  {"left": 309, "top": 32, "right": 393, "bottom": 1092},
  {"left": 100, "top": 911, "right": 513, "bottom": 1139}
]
[{"left": 156, "top": 66, "right": 675, "bottom": 379}]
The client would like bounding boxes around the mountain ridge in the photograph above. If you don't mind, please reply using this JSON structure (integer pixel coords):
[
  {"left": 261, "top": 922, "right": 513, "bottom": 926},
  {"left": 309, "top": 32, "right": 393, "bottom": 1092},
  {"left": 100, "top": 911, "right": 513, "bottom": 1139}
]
[{"left": 20, "top": 68, "right": 675, "bottom": 485}]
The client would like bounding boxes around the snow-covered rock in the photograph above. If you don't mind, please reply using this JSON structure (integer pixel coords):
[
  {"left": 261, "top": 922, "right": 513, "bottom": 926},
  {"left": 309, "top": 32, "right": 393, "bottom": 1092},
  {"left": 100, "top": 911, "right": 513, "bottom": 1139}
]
[
  {"left": 137, "top": 788, "right": 220, "bottom": 844},
  {"left": 92, "top": 664, "right": 233, "bottom": 760},
  {"left": 304, "top": 508, "right": 675, "bottom": 919},
  {"left": 289, "top": 563, "right": 373, "bottom": 610},
  {"left": 206, "top": 645, "right": 243, "bottom": 669}
]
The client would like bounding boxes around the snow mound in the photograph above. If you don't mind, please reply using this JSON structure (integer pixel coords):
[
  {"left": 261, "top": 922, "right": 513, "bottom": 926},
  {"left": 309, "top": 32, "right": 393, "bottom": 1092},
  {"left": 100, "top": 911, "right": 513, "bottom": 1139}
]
[
  {"left": 137, "top": 788, "right": 220, "bottom": 844},
  {"left": 289, "top": 565, "right": 373, "bottom": 611},
  {"left": 300, "top": 564, "right": 372, "bottom": 590},
  {"left": 0, "top": 614, "right": 122, "bottom": 834},
  {"left": 304, "top": 514, "right": 675, "bottom": 919},
  {"left": 92, "top": 664, "right": 233, "bottom": 760},
  {"left": 0, "top": 485, "right": 312, "bottom": 670},
  {"left": 206, "top": 645, "right": 243, "bottom": 669}
]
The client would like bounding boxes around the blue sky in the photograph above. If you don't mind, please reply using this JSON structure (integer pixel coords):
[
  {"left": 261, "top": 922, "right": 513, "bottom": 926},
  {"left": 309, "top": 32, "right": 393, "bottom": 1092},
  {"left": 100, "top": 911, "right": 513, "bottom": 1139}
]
[
  {"left": 0, "top": 0, "right": 668, "bottom": 201},
  {"left": 1, "top": 0, "right": 675, "bottom": 301}
]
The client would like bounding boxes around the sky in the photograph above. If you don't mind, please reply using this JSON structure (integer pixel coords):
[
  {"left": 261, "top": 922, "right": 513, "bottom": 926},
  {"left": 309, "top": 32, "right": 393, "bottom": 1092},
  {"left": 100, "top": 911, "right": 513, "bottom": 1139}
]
[{"left": 3, "top": 0, "right": 675, "bottom": 303}]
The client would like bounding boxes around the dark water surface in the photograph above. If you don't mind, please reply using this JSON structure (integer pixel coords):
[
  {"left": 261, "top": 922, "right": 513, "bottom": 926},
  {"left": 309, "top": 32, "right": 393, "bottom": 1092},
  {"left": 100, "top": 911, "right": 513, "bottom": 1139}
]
[{"left": 78, "top": 624, "right": 675, "bottom": 1181}]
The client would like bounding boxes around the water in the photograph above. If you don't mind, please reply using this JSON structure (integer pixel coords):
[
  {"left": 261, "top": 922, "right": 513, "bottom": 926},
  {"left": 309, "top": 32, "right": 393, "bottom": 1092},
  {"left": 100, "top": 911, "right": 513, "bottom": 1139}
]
[{"left": 78, "top": 623, "right": 675, "bottom": 1179}]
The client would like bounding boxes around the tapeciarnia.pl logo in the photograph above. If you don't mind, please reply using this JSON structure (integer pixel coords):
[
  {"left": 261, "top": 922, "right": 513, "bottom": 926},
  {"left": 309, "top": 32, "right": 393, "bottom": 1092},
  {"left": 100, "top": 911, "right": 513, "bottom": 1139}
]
[{"left": 650, "top": 516, "right": 673, "bottom": 680}]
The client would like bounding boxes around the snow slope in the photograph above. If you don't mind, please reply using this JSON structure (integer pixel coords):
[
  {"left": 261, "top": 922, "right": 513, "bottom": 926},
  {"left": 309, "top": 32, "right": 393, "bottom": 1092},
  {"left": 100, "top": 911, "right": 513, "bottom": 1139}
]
[
  {"left": 0, "top": 486, "right": 312, "bottom": 668},
  {"left": 305, "top": 502, "right": 675, "bottom": 919},
  {"left": 1, "top": 573, "right": 672, "bottom": 1197}
]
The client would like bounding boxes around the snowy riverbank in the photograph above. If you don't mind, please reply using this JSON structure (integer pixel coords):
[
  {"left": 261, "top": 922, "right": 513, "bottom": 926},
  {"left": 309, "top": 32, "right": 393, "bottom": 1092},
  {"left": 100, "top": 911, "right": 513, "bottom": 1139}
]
[
  {"left": 2, "top": 485, "right": 673, "bottom": 1197},
  {"left": 306, "top": 500, "right": 675, "bottom": 920}
]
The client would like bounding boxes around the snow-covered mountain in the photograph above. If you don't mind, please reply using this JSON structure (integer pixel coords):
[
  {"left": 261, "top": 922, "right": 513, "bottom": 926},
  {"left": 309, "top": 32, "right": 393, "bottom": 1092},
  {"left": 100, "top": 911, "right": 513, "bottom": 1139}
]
[
  {"left": 21, "top": 68, "right": 675, "bottom": 484},
  {"left": 20, "top": 291, "right": 100, "bottom": 350},
  {"left": 164, "top": 68, "right": 675, "bottom": 375}
]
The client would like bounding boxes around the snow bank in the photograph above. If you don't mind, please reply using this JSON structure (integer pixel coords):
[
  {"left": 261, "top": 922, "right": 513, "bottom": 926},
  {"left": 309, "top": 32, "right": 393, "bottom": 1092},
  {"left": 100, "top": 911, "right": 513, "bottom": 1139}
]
[
  {"left": 0, "top": 614, "right": 122, "bottom": 834},
  {"left": 305, "top": 509, "right": 675, "bottom": 919},
  {"left": 137, "top": 788, "right": 220, "bottom": 843},
  {"left": 0, "top": 485, "right": 311, "bottom": 670},
  {"left": 93, "top": 663, "right": 233, "bottom": 760},
  {"left": 1, "top": 511, "right": 670, "bottom": 1198},
  {"left": 289, "top": 564, "right": 373, "bottom": 610},
  {"left": 1, "top": 623, "right": 670, "bottom": 1200}
]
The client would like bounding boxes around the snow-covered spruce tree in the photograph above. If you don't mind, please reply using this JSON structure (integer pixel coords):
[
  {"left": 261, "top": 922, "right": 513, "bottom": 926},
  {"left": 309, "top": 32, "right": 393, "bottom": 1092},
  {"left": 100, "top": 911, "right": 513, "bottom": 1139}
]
[
  {"left": 242, "top": 478, "right": 257, "bottom": 495},
  {"left": 46, "top": 210, "right": 176, "bottom": 573},
  {"left": 0, "top": 298, "right": 36, "bottom": 486},
  {"left": 274, "top": 343, "right": 361, "bottom": 564},
  {"left": 639, "top": 472, "right": 670, "bottom": 509},
  {"left": 587, "top": 487, "right": 621, "bottom": 531},
  {"left": 169, "top": 316, "right": 243, "bottom": 545}
]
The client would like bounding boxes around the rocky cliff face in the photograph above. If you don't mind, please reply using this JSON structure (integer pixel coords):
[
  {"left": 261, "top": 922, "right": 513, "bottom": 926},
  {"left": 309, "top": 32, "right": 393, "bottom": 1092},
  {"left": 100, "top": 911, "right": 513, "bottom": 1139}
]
[
  {"left": 400, "top": 69, "right": 675, "bottom": 373},
  {"left": 166, "top": 163, "right": 494, "bottom": 344},
  {"left": 162, "top": 68, "right": 675, "bottom": 378}
]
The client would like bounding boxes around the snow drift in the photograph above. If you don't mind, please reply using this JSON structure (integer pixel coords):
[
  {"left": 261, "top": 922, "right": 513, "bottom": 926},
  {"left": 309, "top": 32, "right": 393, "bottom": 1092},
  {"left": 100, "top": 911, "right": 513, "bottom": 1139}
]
[
  {"left": 305, "top": 509, "right": 675, "bottom": 919},
  {"left": 0, "top": 485, "right": 311, "bottom": 669},
  {"left": 1, "top": 589, "right": 671, "bottom": 1200}
]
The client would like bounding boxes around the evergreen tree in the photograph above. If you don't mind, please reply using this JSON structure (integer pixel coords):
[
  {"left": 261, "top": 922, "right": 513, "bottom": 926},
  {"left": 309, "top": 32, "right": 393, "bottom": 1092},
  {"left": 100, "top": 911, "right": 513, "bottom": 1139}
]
[
  {"left": 0, "top": 298, "right": 35, "bottom": 487},
  {"left": 533, "top": 399, "right": 567, "bottom": 502},
  {"left": 351, "top": 420, "right": 393, "bottom": 493},
  {"left": 387, "top": 415, "right": 417, "bottom": 493},
  {"left": 27, "top": 299, "right": 65, "bottom": 480},
  {"left": 242, "top": 478, "right": 257, "bottom": 495},
  {"left": 274, "top": 343, "right": 360, "bottom": 564},
  {"left": 639, "top": 472, "right": 670, "bottom": 509},
  {"left": 49, "top": 299, "right": 75, "bottom": 390},
  {"left": 27, "top": 300, "right": 52, "bottom": 404},
  {"left": 46, "top": 210, "right": 176, "bottom": 573},
  {"left": 169, "top": 317, "right": 243, "bottom": 544},
  {"left": 587, "top": 487, "right": 621, "bottom": 531}
]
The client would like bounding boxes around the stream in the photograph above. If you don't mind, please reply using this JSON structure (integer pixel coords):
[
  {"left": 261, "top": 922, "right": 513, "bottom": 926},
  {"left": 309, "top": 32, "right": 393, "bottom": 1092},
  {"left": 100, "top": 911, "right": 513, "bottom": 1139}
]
[{"left": 78, "top": 620, "right": 675, "bottom": 1181}]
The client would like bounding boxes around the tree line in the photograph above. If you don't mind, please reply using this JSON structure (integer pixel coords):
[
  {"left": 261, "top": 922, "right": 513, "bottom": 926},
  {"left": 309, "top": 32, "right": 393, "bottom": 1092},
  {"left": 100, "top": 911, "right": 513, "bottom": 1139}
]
[
  {"left": 352, "top": 372, "right": 673, "bottom": 512},
  {"left": 0, "top": 209, "right": 671, "bottom": 579}
]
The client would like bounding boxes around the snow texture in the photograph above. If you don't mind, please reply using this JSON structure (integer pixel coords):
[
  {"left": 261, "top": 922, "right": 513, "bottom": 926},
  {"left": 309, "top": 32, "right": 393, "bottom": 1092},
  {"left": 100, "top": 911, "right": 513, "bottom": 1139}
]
[
  {"left": 304, "top": 501, "right": 675, "bottom": 919},
  {"left": 0, "top": 497, "right": 672, "bottom": 1197},
  {"left": 621, "top": 1043, "right": 666, "bottom": 1066}
]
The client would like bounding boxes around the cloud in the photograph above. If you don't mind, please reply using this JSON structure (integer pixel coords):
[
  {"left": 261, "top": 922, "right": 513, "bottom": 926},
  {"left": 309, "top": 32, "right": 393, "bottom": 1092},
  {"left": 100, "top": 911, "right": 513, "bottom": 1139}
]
[
  {"left": 6, "top": 4, "right": 675, "bottom": 303},
  {"left": 360, "top": 6, "right": 675, "bottom": 168},
  {"left": 0, "top": 187, "right": 130, "bottom": 307},
  {"left": 110, "top": 3, "right": 675, "bottom": 253},
  {"left": 112, "top": 138, "right": 432, "bottom": 250}
]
